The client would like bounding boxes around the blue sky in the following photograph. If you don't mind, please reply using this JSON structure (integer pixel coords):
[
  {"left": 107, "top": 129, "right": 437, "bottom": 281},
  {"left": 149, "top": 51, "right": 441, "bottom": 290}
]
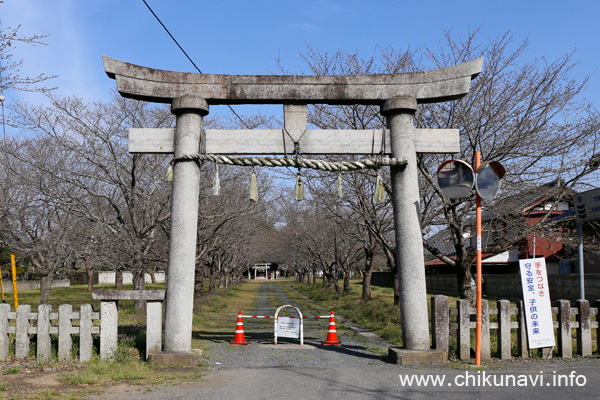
[{"left": 2, "top": 0, "right": 600, "bottom": 117}]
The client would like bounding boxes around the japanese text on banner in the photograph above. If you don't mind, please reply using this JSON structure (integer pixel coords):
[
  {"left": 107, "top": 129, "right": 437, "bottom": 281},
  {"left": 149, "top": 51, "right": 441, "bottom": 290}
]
[{"left": 519, "top": 258, "right": 555, "bottom": 349}]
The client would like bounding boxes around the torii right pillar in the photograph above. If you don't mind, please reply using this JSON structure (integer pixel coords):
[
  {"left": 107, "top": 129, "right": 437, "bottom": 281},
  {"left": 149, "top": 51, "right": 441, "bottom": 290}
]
[{"left": 382, "top": 97, "right": 446, "bottom": 364}]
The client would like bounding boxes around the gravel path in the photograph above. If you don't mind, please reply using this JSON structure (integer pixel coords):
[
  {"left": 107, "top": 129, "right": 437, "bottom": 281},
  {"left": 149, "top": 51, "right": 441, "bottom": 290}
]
[{"left": 203, "top": 281, "right": 391, "bottom": 369}]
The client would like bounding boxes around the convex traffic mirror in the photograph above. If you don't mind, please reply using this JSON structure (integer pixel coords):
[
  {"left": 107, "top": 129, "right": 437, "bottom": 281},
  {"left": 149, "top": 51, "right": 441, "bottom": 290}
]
[
  {"left": 436, "top": 159, "right": 475, "bottom": 199},
  {"left": 437, "top": 159, "right": 505, "bottom": 199},
  {"left": 475, "top": 161, "right": 506, "bottom": 199}
]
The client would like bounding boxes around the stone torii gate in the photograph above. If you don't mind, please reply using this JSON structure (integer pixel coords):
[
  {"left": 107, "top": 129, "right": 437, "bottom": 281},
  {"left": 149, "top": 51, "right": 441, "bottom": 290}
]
[{"left": 104, "top": 56, "right": 482, "bottom": 364}]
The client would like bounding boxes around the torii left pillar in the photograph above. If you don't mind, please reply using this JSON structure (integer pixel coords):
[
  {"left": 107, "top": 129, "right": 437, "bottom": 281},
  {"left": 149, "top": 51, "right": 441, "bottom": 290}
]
[{"left": 152, "top": 96, "right": 208, "bottom": 364}]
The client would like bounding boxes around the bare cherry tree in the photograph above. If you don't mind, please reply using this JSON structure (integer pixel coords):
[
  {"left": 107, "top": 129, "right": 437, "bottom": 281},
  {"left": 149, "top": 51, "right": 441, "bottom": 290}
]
[
  {"left": 9, "top": 94, "right": 174, "bottom": 309},
  {"left": 0, "top": 136, "right": 76, "bottom": 303},
  {"left": 0, "top": 21, "right": 57, "bottom": 133}
]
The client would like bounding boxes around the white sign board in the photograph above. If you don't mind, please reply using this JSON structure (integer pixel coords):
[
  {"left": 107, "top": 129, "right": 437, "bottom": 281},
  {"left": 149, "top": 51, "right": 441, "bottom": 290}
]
[
  {"left": 574, "top": 188, "right": 600, "bottom": 222},
  {"left": 519, "top": 258, "right": 555, "bottom": 349},
  {"left": 277, "top": 317, "right": 300, "bottom": 338}
]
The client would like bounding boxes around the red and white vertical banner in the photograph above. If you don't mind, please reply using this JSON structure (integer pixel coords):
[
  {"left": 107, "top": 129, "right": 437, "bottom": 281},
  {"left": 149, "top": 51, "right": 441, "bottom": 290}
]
[{"left": 519, "top": 258, "right": 556, "bottom": 349}]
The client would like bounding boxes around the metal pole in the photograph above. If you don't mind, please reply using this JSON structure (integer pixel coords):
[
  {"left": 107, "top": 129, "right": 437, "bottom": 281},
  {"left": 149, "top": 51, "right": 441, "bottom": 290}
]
[
  {"left": 11, "top": 254, "right": 18, "bottom": 309},
  {"left": 577, "top": 220, "right": 585, "bottom": 299},
  {"left": 0, "top": 264, "right": 5, "bottom": 302},
  {"left": 475, "top": 151, "right": 482, "bottom": 365}
]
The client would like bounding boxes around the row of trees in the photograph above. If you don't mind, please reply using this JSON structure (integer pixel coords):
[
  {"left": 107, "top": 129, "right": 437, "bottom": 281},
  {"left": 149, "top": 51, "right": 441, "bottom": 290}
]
[{"left": 0, "top": 93, "right": 278, "bottom": 305}]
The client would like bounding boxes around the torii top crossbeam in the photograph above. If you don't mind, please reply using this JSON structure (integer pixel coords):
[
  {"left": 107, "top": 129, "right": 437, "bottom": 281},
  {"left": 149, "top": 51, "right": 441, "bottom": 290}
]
[{"left": 103, "top": 56, "right": 482, "bottom": 105}]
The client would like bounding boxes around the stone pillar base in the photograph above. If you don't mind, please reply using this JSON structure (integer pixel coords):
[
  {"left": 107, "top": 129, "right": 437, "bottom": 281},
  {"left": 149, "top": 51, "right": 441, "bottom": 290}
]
[
  {"left": 147, "top": 349, "right": 203, "bottom": 367},
  {"left": 388, "top": 347, "right": 447, "bottom": 365}
]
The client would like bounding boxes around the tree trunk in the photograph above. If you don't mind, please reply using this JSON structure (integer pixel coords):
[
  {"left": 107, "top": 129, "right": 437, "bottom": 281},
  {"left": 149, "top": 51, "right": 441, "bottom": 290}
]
[
  {"left": 334, "top": 267, "right": 339, "bottom": 300},
  {"left": 362, "top": 269, "right": 373, "bottom": 300},
  {"left": 39, "top": 273, "right": 53, "bottom": 305},
  {"left": 86, "top": 268, "right": 95, "bottom": 292},
  {"left": 132, "top": 269, "right": 146, "bottom": 311},
  {"left": 194, "top": 264, "right": 204, "bottom": 300},
  {"left": 343, "top": 270, "right": 350, "bottom": 295},
  {"left": 362, "top": 249, "right": 374, "bottom": 300},
  {"left": 115, "top": 270, "right": 123, "bottom": 289},
  {"left": 391, "top": 259, "right": 400, "bottom": 306},
  {"left": 209, "top": 265, "right": 216, "bottom": 293},
  {"left": 149, "top": 269, "right": 156, "bottom": 284},
  {"left": 458, "top": 261, "right": 476, "bottom": 305},
  {"left": 382, "top": 243, "right": 398, "bottom": 305},
  {"left": 218, "top": 265, "right": 224, "bottom": 289}
]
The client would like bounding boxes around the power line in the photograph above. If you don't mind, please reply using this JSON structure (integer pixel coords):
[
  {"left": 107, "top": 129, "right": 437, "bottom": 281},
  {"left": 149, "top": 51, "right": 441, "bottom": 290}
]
[
  {"left": 141, "top": 0, "right": 202, "bottom": 74},
  {"left": 141, "top": 0, "right": 250, "bottom": 128}
]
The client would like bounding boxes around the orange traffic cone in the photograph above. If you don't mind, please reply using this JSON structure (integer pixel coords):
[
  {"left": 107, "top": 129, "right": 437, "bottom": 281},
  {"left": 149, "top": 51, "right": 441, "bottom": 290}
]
[
  {"left": 322, "top": 311, "right": 341, "bottom": 346},
  {"left": 231, "top": 311, "right": 248, "bottom": 345}
]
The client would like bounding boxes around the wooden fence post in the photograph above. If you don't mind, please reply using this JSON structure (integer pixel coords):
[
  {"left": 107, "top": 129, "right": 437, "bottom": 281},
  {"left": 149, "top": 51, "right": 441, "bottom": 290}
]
[
  {"left": 37, "top": 304, "right": 52, "bottom": 361},
  {"left": 596, "top": 300, "right": 600, "bottom": 356},
  {"left": 15, "top": 304, "right": 31, "bottom": 360},
  {"left": 576, "top": 299, "right": 591, "bottom": 357},
  {"left": 0, "top": 303, "right": 10, "bottom": 361},
  {"left": 100, "top": 300, "right": 118, "bottom": 360},
  {"left": 556, "top": 300, "right": 572, "bottom": 358},
  {"left": 58, "top": 304, "right": 74, "bottom": 361},
  {"left": 457, "top": 299, "right": 471, "bottom": 360},
  {"left": 481, "top": 300, "right": 491, "bottom": 361},
  {"left": 431, "top": 295, "right": 449, "bottom": 357},
  {"left": 497, "top": 300, "right": 511, "bottom": 359},
  {"left": 79, "top": 304, "right": 93, "bottom": 362},
  {"left": 146, "top": 300, "right": 163, "bottom": 357},
  {"left": 517, "top": 300, "right": 529, "bottom": 358}
]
